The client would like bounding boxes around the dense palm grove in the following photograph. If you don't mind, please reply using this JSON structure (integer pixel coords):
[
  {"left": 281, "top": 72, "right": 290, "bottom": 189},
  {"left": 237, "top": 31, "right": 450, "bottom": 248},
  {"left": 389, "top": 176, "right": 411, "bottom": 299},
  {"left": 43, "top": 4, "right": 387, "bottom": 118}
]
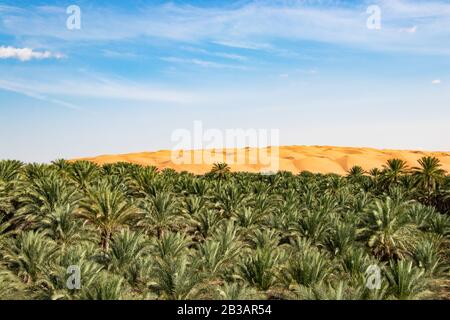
[{"left": 0, "top": 156, "right": 449, "bottom": 300}]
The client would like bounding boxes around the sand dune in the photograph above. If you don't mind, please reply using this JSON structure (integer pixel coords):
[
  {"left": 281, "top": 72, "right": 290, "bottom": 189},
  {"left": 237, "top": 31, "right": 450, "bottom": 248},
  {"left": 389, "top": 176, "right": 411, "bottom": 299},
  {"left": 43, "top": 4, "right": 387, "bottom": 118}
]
[{"left": 75, "top": 146, "right": 450, "bottom": 175}]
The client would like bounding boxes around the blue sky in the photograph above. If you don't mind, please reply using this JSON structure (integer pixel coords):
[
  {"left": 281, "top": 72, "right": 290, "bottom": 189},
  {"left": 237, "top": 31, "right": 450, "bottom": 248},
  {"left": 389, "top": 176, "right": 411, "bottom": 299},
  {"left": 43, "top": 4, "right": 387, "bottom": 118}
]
[{"left": 1, "top": 0, "right": 450, "bottom": 162}]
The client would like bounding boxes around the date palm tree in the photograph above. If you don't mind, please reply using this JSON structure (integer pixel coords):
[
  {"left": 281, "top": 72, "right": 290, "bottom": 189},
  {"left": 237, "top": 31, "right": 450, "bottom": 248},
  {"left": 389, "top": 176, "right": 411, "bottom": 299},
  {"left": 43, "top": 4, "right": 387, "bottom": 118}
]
[
  {"left": 153, "top": 234, "right": 188, "bottom": 263},
  {"left": 38, "top": 204, "right": 83, "bottom": 247},
  {"left": 297, "top": 208, "right": 330, "bottom": 243},
  {"left": 108, "top": 229, "right": 150, "bottom": 287},
  {"left": 2, "top": 231, "right": 57, "bottom": 284},
  {"left": 293, "top": 281, "right": 357, "bottom": 300},
  {"left": 369, "top": 168, "right": 382, "bottom": 178},
  {"left": 0, "top": 160, "right": 23, "bottom": 183},
  {"left": 385, "top": 260, "right": 426, "bottom": 300},
  {"left": 149, "top": 254, "right": 202, "bottom": 300},
  {"left": 361, "top": 198, "right": 416, "bottom": 260},
  {"left": 68, "top": 161, "right": 100, "bottom": 191},
  {"left": 209, "top": 163, "right": 231, "bottom": 179},
  {"left": 282, "top": 248, "right": 331, "bottom": 287},
  {"left": 413, "top": 234, "right": 445, "bottom": 276},
  {"left": 325, "top": 221, "right": 357, "bottom": 255},
  {"left": 238, "top": 246, "right": 280, "bottom": 291},
  {"left": 192, "top": 209, "right": 223, "bottom": 239},
  {"left": 0, "top": 182, "right": 15, "bottom": 217},
  {"left": 412, "top": 156, "right": 446, "bottom": 204},
  {"left": 78, "top": 186, "right": 137, "bottom": 251},
  {"left": 81, "top": 272, "right": 127, "bottom": 300},
  {"left": 347, "top": 166, "right": 365, "bottom": 183},
  {"left": 381, "top": 159, "right": 409, "bottom": 187},
  {"left": 15, "top": 175, "right": 79, "bottom": 229},
  {"left": 51, "top": 159, "right": 71, "bottom": 173},
  {"left": 0, "top": 269, "right": 24, "bottom": 300},
  {"left": 137, "top": 192, "right": 181, "bottom": 239},
  {"left": 216, "top": 282, "right": 260, "bottom": 300}
]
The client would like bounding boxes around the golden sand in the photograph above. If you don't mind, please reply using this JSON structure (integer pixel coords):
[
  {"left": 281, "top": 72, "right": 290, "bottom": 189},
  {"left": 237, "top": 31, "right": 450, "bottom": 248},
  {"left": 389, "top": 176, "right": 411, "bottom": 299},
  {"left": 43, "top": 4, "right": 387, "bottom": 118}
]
[{"left": 74, "top": 146, "right": 450, "bottom": 175}]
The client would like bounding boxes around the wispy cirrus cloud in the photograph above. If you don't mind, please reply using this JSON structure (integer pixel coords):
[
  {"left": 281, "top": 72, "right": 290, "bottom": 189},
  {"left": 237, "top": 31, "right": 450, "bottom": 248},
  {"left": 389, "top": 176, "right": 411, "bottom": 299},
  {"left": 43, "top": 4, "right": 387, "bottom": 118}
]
[
  {"left": 160, "top": 56, "right": 248, "bottom": 69},
  {"left": 1, "top": 1, "right": 450, "bottom": 55},
  {"left": 181, "top": 46, "right": 248, "bottom": 61},
  {"left": 0, "top": 75, "right": 202, "bottom": 106},
  {"left": 102, "top": 49, "right": 140, "bottom": 59},
  {"left": 0, "top": 46, "right": 63, "bottom": 61},
  {"left": 0, "top": 79, "right": 81, "bottom": 110},
  {"left": 212, "top": 41, "right": 273, "bottom": 51}
]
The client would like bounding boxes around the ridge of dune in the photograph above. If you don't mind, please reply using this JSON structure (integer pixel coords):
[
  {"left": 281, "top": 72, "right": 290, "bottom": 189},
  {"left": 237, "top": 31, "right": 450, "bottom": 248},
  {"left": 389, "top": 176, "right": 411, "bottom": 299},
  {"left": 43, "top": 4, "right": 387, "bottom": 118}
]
[{"left": 74, "top": 146, "right": 450, "bottom": 175}]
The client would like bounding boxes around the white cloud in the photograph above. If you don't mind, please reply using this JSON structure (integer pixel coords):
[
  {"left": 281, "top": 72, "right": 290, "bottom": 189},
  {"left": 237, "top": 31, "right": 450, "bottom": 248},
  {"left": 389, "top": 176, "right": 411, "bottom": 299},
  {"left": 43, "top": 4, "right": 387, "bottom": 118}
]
[
  {"left": 432, "top": 79, "right": 441, "bottom": 84},
  {"left": 0, "top": 46, "right": 63, "bottom": 61}
]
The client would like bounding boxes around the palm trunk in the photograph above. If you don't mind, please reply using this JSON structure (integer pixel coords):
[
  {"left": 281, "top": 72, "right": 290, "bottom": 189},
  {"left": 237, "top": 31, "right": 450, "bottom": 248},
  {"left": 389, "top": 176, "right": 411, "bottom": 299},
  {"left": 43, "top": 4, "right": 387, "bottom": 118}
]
[
  {"left": 101, "top": 230, "right": 111, "bottom": 251},
  {"left": 157, "top": 227, "right": 164, "bottom": 239}
]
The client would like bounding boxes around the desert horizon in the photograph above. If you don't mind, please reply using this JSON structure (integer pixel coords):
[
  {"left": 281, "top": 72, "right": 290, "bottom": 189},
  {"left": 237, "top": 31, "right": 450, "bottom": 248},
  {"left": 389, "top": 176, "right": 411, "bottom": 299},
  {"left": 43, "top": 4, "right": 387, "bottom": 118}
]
[{"left": 74, "top": 145, "right": 450, "bottom": 175}]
